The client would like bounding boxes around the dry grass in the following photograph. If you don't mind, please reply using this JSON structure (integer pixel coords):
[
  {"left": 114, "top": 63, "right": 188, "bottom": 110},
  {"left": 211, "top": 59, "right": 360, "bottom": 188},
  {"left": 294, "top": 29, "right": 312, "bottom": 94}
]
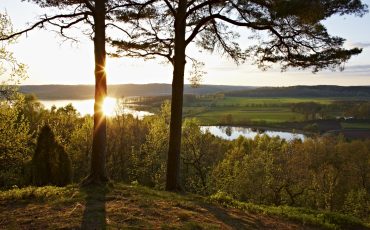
[{"left": 0, "top": 184, "right": 337, "bottom": 229}]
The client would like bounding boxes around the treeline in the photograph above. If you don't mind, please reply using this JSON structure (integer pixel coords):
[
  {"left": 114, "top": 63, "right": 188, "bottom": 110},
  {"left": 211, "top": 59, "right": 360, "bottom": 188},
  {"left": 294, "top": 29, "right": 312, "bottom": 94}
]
[
  {"left": 0, "top": 95, "right": 369, "bottom": 221},
  {"left": 19, "top": 85, "right": 370, "bottom": 100},
  {"left": 225, "top": 86, "right": 370, "bottom": 98},
  {"left": 126, "top": 94, "right": 197, "bottom": 107},
  {"left": 19, "top": 84, "right": 253, "bottom": 100},
  {"left": 292, "top": 101, "right": 370, "bottom": 120}
]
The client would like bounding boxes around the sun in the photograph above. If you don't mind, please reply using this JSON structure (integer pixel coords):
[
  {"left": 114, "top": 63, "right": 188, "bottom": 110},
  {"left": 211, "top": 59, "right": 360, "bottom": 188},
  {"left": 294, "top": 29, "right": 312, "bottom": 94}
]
[{"left": 103, "top": 97, "right": 117, "bottom": 116}]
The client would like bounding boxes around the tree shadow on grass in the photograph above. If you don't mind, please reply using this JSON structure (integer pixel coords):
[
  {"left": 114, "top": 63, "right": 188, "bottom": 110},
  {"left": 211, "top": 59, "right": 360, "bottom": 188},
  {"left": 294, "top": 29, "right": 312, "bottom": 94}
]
[
  {"left": 81, "top": 185, "right": 108, "bottom": 230},
  {"left": 198, "top": 202, "right": 263, "bottom": 229}
]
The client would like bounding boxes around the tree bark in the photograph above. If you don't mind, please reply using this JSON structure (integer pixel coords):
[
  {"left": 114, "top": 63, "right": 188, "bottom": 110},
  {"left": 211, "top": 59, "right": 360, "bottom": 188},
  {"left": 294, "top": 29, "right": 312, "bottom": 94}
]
[
  {"left": 165, "top": 0, "right": 187, "bottom": 192},
  {"left": 82, "top": 0, "right": 108, "bottom": 185}
]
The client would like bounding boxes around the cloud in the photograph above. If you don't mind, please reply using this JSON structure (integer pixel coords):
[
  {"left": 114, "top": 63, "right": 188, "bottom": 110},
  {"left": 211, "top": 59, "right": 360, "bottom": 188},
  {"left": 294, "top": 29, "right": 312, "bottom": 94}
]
[
  {"left": 315, "top": 64, "right": 370, "bottom": 77},
  {"left": 348, "top": 42, "right": 370, "bottom": 48},
  {"left": 343, "top": 64, "right": 370, "bottom": 72}
]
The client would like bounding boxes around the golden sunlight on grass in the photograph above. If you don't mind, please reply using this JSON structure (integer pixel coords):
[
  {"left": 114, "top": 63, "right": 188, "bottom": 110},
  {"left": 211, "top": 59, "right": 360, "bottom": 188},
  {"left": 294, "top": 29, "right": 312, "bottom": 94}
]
[{"left": 103, "top": 97, "right": 117, "bottom": 117}]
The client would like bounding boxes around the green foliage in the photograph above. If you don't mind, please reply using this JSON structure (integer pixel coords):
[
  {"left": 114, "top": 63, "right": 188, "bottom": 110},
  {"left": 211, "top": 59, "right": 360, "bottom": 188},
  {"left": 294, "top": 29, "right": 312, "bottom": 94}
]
[
  {"left": 343, "top": 189, "right": 370, "bottom": 220},
  {"left": 66, "top": 116, "right": 93, "bottom": 182},
  {"left": 0, "top": 96, "right": 32, "bottom": 188},
  {"left": 48, "top": 103, "right": 81, "bottom": 145},
  {"left": 211, "top": 135, "right": 370, "bottom": 220},
  {"left": 292, "top": 102, "right": 322, "bottom": 120},
  {"left": 181, "top": 118, "right": 227, "bottom": 194},
  {"left": 130, "top": 101, "right": 171, "bottom": 188},
  {"left": 0, "top": 14, "right": 31, "bottom": 188},
  {"left": 106, "top": 99, "right": 148, "bottom": 183},
  {"left": 0, "top": 13, "right": 28, "bottom": 100},
  {"left": 345, "top": 102, "right": 370, "bottom": 119},
  {"left": 32, "top": 125, "right": 72, "bottom": 186},
  {"left": 0, "top": 185, "right": 77, "bottom": 202}
]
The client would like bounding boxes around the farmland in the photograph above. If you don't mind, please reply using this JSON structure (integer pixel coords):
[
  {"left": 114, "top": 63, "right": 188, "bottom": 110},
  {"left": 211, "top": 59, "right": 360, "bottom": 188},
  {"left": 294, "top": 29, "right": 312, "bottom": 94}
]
[
  {"left": 183, "top": 97, "right": 337, "bottom": 125},
  {"left": 123, "top": 92, "right": 370, "bottom": 137}
]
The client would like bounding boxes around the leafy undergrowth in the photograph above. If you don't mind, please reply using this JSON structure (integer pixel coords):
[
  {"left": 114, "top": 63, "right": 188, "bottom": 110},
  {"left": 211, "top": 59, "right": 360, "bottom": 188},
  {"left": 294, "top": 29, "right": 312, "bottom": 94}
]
[{"left": 0, "top": 184, "right": 368, "bottom": 230}]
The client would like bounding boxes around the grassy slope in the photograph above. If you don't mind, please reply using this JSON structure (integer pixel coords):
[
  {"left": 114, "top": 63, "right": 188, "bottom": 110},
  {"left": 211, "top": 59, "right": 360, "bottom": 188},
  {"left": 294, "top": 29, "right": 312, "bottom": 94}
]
[{"left": 0, "top": 184, "right": 368, "bottom": 230}]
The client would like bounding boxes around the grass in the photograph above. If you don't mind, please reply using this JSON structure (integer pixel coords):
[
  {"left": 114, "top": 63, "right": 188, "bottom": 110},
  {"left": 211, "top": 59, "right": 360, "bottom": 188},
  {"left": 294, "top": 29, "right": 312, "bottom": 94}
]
[
  {"left": 0, "top": 185, "right": 80, "bottom": 203},
  {"left": 209, "top": 191, "right": 369, "bottom": 230},
  {"left": 183, "top": 97, "right": 370, "bottom": 129},
  {"left": 184, "top": 105, "right": 305, "bottom": 125},
  {"left": 341, "top": 122, "right": 370, "bottom": 129},
  {"left": 191, "top": 108, "right": 304, "bottom": 125},
  {"left": 183, "top": 97, "right": 337, "bottom": 125},
  {"left": 1, "top": 184, "right": 369, "bottom": 229}
]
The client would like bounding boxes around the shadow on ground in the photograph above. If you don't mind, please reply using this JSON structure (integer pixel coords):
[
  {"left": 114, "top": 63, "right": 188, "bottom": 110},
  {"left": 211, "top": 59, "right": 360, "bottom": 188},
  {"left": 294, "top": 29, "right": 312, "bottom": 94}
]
[
  {"left": 198, "top": 202, "right": 262, "bottom": 229},
  {"left": 81, "top": 185, "right": 108, "bottom": 230}
]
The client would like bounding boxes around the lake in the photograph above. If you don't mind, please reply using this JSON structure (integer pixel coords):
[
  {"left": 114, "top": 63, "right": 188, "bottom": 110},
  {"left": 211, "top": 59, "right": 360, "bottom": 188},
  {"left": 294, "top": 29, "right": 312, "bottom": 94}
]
[
  {"left": 201, "top": 126, "right": 305, "bottom": 141},
  {"left": 40, "top": 99, "right": 304, "bottom": 141},
  {"left": 40, "top": 97, "right": 153, "bottom": 118}
]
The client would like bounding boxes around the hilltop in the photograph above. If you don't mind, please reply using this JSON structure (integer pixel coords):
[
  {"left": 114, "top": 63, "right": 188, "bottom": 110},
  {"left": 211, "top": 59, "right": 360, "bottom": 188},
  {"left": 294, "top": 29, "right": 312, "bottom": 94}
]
[{"left": 0, "top": 184, "right": 368, "bottom": 229}]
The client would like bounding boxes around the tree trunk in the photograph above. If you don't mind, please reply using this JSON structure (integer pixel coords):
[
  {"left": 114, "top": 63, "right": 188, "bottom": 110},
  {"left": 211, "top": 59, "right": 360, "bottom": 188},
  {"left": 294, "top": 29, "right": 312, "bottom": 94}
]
[
  {"left": 82, "top": 0, "right": 108, "bottom": 185},
  {"left": 166, "top": 0, "right": 187, "bottom": 192}
]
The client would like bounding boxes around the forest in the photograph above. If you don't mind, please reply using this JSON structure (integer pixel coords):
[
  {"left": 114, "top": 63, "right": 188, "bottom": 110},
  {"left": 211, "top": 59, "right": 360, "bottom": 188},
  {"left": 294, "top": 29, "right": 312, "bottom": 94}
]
[{"left": 1, "top": 0, "right": 370, "bottom": 228}]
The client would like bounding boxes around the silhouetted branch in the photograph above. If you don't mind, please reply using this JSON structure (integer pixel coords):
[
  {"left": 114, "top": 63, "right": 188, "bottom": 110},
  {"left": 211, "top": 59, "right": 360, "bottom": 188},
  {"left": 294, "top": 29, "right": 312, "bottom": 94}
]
[
  {"left": 0, "top": 12, "right": 91, "bottom": 41},
  {"left": 163, "top": 0, "right": 176, "bottom": 16}
]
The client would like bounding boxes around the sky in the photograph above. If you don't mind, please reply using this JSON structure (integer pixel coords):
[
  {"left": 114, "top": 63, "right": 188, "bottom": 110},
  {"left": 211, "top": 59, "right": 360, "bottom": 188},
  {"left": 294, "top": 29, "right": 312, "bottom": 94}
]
[{"left": 1, "top": 0, "right": 370, "bottom": 86}]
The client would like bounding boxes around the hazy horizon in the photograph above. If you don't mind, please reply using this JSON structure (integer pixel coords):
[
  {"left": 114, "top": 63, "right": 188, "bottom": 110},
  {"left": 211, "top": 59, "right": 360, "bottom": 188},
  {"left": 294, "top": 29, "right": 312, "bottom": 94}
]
[
  {"left": 18, "top": 83, "right": 370, "bottom": 87},
  {"left": 2, "top": 0, "right": 370, "bottom": 87}
]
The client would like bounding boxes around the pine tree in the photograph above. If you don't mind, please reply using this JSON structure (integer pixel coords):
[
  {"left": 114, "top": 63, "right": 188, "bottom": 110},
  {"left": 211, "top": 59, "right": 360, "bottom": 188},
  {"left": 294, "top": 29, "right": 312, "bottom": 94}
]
[{"left": 32, "top": 125, "right": 72, "bottom": 186}]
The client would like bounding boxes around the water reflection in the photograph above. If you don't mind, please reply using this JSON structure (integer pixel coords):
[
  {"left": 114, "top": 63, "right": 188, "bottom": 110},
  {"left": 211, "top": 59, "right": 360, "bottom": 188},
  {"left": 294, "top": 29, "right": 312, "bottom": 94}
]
[
  {"left": 201, "top": 126, "right": 305, "bottom": 141},
  {"left": 40, "top": 97, "right": 153, "bottom": 119}
]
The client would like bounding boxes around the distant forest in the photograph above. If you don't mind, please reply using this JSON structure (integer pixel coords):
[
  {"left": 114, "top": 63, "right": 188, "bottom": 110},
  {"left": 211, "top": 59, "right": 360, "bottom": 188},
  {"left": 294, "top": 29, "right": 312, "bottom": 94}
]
[
  {"left": 225, "top": 85, "right": 370, "bottom": 98},
  {"left": 19, "top": 84, "right": 370, "bottom": 100},
  {"left": 19, "top": 84, "right": 255, "bottom": 100}
]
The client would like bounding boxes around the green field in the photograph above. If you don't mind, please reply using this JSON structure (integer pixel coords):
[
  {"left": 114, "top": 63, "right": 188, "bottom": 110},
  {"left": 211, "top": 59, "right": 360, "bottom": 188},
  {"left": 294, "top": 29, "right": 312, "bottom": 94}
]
[
  {"left": 184, "top": 97, "right": 339, "bottom": 125},
  {"left": 202, "top": 97, "right": 335, "bottom": 106},
  {"left": 186, "top": 107, "right": 305, "bottom": 125}
]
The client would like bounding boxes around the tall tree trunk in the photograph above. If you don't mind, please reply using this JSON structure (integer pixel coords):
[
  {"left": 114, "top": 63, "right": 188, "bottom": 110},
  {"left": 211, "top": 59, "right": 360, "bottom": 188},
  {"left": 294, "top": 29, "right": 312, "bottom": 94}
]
[
  {"left": 166, "top": 0, "right": 187, "bottom": 192},
  {"left": 82, "top": 0, "right": 108, "bottom": 185}
]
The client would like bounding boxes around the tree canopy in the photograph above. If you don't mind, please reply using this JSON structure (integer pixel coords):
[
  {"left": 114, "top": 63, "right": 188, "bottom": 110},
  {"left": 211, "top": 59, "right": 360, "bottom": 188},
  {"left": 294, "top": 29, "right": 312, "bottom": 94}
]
[
  {"left": 0, "top": 13, "right": 27, "bottom": 100},
  {"left": 112, "top": 0, "right": 366, "bottom": 71},
  {"left": 111, "top": 0, "right": 368, "bottom": 191}
]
